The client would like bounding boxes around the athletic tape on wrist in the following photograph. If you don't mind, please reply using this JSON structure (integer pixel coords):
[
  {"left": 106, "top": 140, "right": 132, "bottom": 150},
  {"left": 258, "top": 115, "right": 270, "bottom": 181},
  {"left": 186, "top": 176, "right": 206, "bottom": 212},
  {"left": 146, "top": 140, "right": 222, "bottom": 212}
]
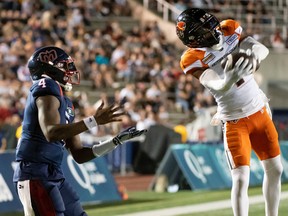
[{"left": 83, "top": 116, "right": 97, "bottom": 130}]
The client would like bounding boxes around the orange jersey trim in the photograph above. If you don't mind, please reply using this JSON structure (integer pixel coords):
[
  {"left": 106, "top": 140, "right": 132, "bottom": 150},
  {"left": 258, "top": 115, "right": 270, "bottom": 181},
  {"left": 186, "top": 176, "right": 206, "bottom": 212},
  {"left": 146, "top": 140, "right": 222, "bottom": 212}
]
[
  {"left": 180, "top": 19, "right": 241, "bottom": 76},
  {"left": 220, "top": 19, "right": 240, "bottom": 37},
  {"left": 180, "top": 49, "right": 207, "bottom": 74}
]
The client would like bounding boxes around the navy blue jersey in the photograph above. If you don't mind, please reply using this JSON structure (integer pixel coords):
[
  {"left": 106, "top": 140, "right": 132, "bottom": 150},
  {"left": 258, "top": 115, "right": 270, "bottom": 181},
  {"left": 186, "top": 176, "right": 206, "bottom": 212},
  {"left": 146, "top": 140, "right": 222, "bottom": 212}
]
[{"left": 13, "top": 77, "right": 75, "bottom": 182}]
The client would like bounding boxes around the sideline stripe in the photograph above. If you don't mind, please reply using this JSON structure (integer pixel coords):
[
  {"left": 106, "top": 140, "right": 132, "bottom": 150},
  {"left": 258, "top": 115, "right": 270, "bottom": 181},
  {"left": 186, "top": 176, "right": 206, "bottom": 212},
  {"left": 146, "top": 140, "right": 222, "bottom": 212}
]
[{"left": 119, "top": 191, "right": 288, "bottom": 216}]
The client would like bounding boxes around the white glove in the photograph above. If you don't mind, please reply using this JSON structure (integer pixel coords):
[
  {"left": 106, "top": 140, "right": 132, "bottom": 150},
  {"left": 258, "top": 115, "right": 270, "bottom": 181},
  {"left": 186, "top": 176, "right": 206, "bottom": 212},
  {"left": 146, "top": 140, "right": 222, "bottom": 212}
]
[
  {"left": 232, "top": 56, "right": 254, "bottom": 78},
  {"left": 92, "top": 126, "right": 147, "bottom": 157},
  {"left": 199, "top": 67, "right": 235, "bottom": 92},
  {"left": 200, "top": 54, "right": 253, "bottom": 92},
  {"left": 113, "top": 126, "right": 147, "bottom": 145},
  {"left": 239, "top": 36, "right": 269, "bottom": 62}
]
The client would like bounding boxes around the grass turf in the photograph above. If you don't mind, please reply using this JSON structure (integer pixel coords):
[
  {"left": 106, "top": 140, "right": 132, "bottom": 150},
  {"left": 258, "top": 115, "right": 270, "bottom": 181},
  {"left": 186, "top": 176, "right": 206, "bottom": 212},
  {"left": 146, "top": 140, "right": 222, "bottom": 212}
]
[
  {"left": 4, "top": 183, "right": 288, "bottom": 216},
  {"left": 84, "top": 183, "right": 288, "bottom": 216}
]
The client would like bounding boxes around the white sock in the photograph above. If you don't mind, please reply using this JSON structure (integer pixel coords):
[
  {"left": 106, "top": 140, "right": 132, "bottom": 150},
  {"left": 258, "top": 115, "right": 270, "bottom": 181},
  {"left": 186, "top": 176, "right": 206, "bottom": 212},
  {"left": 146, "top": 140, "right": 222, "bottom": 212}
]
[
  {"left": 261, "top": 155, "right": 283, "bottom": 216},
  {"left": 231, "top": 166, "right": 250, "bottom": 216}
]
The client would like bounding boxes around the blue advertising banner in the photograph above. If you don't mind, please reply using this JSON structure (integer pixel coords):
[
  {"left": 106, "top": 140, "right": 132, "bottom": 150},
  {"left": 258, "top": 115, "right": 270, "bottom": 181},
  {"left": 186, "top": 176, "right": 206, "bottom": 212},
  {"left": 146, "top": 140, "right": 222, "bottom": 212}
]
[
  {"left": 0, "top": 152, "right": 23, "bottom": 212},
  {"left": 152, "top": 143, "right": 288, "bottom": 191},
  {"left": 172, "top": 144, "right": 230, "bottom": 190},
  {"left": 207, "top": 145, "right": 232, "bottom": 187},
  {"left": 61, "top": 151, "right": 121, "bottom": 203},
  {"left": 0, "top": 151, "right": 121, "bottom": 213},
  {"left": 249, "top": 151, "right": 264, "bottom": 186}
]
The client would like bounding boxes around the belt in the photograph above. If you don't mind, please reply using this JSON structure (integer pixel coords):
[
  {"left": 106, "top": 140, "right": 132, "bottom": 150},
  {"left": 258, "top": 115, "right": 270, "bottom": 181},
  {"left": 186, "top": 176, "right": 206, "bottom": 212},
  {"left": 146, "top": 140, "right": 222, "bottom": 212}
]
[
  {"left": 222, "top": 107, "right": 265, "bottom": 124},
  {"left": 222, "top": 119, "right": 239, "bottom": 124}
]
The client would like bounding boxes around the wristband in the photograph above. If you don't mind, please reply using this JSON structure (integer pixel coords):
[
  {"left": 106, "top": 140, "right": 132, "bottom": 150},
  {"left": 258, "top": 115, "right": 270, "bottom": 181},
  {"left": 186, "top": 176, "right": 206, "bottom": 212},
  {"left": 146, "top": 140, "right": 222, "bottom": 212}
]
[{"left": 83, "top": 116, "right": 97, "bottom": 130}]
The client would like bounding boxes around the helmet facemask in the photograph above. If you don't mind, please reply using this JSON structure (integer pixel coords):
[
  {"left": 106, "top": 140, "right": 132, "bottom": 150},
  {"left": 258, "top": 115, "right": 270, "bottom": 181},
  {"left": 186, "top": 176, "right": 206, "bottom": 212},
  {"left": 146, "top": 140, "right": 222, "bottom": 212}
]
[
  {"left": 46, "top": 58, "right": 80, "bottom": 91},
  {"left": 55, "top": 58, "right": 80, "bottom": 84}
]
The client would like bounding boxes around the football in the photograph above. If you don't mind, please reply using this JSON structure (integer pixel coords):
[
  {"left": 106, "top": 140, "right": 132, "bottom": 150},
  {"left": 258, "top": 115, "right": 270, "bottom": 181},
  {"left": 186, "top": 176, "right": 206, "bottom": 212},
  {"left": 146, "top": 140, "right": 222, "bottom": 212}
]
[{"left": 221, "top": 52, "right": 259, "bottom": 71}]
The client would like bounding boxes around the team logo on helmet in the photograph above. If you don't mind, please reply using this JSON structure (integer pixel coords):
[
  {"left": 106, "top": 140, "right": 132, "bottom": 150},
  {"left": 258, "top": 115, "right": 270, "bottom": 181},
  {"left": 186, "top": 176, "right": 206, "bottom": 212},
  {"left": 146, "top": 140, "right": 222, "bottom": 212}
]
[
  {"left": 38, "top": 49, "right": 58, "bottom": 64},
  {"left": 176, "top": 21, "right": 186, "bottom": 31},
  {"left": 200, "top": 13, "right": 211, "bottom": 23}
]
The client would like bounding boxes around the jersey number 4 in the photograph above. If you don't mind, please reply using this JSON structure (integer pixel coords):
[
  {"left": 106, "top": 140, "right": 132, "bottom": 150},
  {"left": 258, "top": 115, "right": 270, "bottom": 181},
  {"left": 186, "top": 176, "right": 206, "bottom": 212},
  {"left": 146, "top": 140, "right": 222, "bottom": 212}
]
[{"left": 38, "top": 78, "right": 47, "bottom": 88}]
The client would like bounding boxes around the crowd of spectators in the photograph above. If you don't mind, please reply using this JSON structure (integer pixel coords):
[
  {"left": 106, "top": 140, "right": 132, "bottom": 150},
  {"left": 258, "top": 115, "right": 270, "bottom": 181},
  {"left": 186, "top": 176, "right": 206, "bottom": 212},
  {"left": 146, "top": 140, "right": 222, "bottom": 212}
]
[
  {"left": 169, "top": 0, "right": 288, "bottom": 49},
  {"left": 0, "top": 0, "right": 216, "bottom": 155},
  {"left": 1, "top": 0, "right": 287, "bottom": 160}
]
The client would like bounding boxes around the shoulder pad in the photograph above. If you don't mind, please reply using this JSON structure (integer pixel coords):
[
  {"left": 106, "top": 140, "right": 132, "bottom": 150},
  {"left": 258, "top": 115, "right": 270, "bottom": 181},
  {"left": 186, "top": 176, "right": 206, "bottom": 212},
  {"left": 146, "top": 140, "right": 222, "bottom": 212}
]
[
  {"left": 220, "top": 19, "right": 242, "bottom": 36},
  {"left": 180, "top": 49, "right": 208, "bottom": 75},
  {"left": 31, "top": 78, "right": 63, "bottom": 98}
]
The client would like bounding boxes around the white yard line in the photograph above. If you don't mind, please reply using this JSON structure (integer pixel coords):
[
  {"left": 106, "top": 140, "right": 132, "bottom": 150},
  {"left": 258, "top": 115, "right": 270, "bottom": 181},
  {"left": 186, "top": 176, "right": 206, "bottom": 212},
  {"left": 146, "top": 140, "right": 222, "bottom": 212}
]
[{"left": 119, "top": 191, "right": 288, "bottom": 216}]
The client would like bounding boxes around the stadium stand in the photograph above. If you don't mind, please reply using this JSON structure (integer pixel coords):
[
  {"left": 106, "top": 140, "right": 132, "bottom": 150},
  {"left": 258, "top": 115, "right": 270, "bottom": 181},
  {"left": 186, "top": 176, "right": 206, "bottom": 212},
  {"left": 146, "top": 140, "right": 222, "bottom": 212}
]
[{"left": 1, "top": 0, "right": 288, "bottom": 174}]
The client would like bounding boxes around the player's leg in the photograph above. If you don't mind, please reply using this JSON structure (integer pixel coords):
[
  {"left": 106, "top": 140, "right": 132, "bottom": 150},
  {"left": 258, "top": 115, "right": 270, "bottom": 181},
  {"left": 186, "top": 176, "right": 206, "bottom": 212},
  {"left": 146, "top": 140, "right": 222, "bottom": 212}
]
[
  {"left": 230, "top": 166, "right": 250, "bottom": 216},
  {"left": 261, "top": 156, "right": 282, "bottom": 216},
  {"left": 223, "top": 120, "right": 251, "bottom": 216},
  {"left": 16, "top": 179, "right": 65, "bottom": 216},
  {"left": 59, "top": 179, "right": 88, "bottom": 216},
  {"left": 16, "top": 180, "right": 35, "bottom": 216},
  {"left": 250, "top": 107, "right": 282, "bottom": 216}
]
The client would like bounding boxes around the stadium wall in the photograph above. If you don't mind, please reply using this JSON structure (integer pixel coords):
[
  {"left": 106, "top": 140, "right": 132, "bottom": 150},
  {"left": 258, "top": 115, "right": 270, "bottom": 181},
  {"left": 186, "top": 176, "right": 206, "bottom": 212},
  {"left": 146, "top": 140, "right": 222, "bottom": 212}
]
[
  {"left": 151, "top": 142, "right": 288, "bottom": 191},
  {"left": 0, "top": 151, "right": 122, "bottom": 214}
]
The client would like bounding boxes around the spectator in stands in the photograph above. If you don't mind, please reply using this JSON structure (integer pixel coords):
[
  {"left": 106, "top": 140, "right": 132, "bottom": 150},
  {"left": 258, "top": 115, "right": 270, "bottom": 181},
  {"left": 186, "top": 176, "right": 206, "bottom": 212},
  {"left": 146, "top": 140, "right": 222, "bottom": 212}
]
[
  {"left": 1, "top": 0, "right": 269, "bottom": 166},
  {"left": 175, "top": 74, "right": 191, "bottom": 113},
  {"left": 270, "top": 28, "right": 285, "bottom": 51}
]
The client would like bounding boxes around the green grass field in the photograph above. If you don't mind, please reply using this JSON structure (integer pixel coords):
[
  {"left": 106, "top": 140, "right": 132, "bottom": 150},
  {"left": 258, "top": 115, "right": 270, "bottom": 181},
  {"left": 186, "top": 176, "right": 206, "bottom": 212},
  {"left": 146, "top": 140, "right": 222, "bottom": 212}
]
[
  {"left": 83, "top": 183, "right": 288, "bottom": 216},
  {"left": 4, "top": 183, "right": 288, "bottom": 216}
]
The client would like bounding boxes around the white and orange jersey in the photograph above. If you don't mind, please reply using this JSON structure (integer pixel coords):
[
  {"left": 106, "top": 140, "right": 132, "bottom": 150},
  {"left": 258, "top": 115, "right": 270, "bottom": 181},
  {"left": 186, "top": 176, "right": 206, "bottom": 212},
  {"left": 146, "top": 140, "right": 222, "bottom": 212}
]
[{"left": 180, "top": 19, "right": 267, "bottom": 122}]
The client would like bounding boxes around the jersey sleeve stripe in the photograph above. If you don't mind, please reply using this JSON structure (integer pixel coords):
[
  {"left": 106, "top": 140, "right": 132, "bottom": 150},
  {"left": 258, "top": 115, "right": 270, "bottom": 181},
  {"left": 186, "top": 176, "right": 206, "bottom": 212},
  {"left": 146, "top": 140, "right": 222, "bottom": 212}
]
[{"left": 183, "top": 60, "right": 203, "bottom": 74}]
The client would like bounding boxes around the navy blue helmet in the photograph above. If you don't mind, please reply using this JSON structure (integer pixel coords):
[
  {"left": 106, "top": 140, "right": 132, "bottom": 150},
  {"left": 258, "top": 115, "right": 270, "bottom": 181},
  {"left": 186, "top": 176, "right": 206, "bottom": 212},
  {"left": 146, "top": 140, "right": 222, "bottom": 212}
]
[{"left": 28, "top": 46, "right": 80, "bottom": 87}]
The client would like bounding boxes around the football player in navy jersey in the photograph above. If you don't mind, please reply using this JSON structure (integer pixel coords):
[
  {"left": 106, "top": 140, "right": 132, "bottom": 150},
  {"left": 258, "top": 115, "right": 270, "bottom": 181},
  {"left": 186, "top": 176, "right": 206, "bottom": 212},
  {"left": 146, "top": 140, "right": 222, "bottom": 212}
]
[{"left": 13, "top": 46, "right": 147, "bottom": 216}]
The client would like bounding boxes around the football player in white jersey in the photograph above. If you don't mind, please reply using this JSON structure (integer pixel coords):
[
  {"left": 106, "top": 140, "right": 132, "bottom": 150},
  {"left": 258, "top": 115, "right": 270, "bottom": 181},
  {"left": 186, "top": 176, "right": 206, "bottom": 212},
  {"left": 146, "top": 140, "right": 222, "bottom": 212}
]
[{"left": 176, "top": 8, "right": 283, "bottom": 216}]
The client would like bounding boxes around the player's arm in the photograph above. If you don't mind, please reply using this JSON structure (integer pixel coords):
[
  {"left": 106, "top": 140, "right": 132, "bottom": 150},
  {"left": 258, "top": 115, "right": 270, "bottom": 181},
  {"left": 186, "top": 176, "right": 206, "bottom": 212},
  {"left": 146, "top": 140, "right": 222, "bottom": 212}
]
[
  {"left": 198, "top": 56, "right": 252, "bottom": 92},
  {"left": 239, "top": 36, "right": 269, "bottom": 66},
  {"left": 36, "top": 96, "right": 124, "bottom": 142},
  {"left": 191, "top": 68, "right": 205, "bottom": 79},
  {"left": 184, "top": 62, "right": 249, "bottom": 92},
  {"left": 65, "top": 135, "right": 95, "bottom": 163},
  {"left": 36, "top": 95, "right": 88, "bottom": 141},
  {"left": 36, "top": 95, "right": 147, "bottom": 163},
  {"left": 185, "top": 65, "right": 239, "bottom": 92},
  {"left": 65, "top": 127, "right": 147, "bottom": 164}
]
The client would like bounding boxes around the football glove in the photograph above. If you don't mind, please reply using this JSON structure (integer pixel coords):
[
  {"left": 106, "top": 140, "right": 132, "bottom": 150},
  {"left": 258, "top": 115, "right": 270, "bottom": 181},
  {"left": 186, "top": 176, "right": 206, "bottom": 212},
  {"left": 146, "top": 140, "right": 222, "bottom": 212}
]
[
  {"left": 239, "top": 36, "right": 269, "bottom": 62},
  {"left": 233, "top": 56, "right": 253, "bottom": 78},
  {"left": 113, "top": 126, "right": 147, "bottom": 145},
  {"left": 92, "top": 126, "right": 147, "bottom": 157}
]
